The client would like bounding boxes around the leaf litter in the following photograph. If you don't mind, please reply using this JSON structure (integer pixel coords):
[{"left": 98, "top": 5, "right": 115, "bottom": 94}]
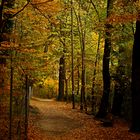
[{"left": 28, "top": 99, "right": 140, "bottom": 140}]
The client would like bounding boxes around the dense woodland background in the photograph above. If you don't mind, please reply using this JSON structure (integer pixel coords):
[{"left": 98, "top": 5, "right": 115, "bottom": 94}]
[{"left": 0, "top": 0, "right": 140, "bottom": 139}]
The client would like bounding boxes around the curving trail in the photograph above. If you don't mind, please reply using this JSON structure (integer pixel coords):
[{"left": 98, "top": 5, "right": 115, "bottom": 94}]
[{"left": 29, "top": 98, "right": 140, "bottom": 140}]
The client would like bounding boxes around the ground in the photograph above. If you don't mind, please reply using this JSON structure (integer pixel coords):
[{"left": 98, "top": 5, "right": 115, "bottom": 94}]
[{"left": 28, "top": 98, "right": 140, "bottom": 140}]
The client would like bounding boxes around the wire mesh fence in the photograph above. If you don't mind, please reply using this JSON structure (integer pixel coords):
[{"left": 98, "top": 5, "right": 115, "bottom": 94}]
[{"left": 0, "top": 67, "right": 29, "bottom": 140}]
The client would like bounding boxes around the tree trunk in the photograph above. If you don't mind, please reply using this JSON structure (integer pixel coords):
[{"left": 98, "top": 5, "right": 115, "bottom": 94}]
[
  {"left": 111, "top": 83, "right": 123, "bottom": 116},
  {"left": 96, "top": 29, "right": 111, "bottom": 118},
  {"left": 71, "top": 0, "right": 75, "bottom": 109},
  {"left": 0, "top": 0, "right": 15, "bottom": 86},
  {"left": 9, "top": 54, "right": 13, "bottom": 140},
  {"left": 76, "top": 57, "right": 80, "bottom": 95},
  {"left": 65, "top": 78, "right": 68, "bottom": 102},
  {"left": 81, "top": 41, "right": 86, "bottom": 111},
  {"left": 75, "top": 1, "right": 87, "bottom": 111},
  {"left": 25, "top": 75, "right": 29, "bottom": 140},
  {"left": 130, "top": 14, "right": 140, "bottom": 132},
  {"left": 58, "top": 55, "right": 65, "bottom": 101},
  {"left": 80, "top": 29, "right": 87, "bottom": 111},
  {"left": 96, "top": 0, "right": 113, "bottom": 118},
  {"left": 111, "top": 58, "right": 125, "bottom": 116},
  {"left": 91, "top": 32, "right": 101, "bottom": 113},
  {"left": 0, "top": 0, "right": 6, "bottom": 87}
]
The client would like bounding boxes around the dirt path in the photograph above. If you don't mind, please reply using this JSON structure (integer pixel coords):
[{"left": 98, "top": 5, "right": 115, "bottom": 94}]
[
  {"left": 30, "top": 98, "right": 82, "bottom": 136},
  {"left": 29, "top": 98, "right": 140, "bottom": 140}
]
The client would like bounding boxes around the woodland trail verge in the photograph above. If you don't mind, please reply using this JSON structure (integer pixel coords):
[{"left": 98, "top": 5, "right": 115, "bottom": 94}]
[{"left": 29, "top": 98, "right": 140, "bottom": 140}]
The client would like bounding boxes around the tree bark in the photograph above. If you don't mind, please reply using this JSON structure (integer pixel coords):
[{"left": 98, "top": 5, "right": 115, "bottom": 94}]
[
  {"left": 130, "top": 14, "right": 140, "bottom": 132},
  {"left": 96, "top": 0, "right": 113, "bottom": 118},
  {"left": 71, "top": 0, "right": 75, "bottom": 108},
  {"left": 0, "top": 0, "right": 15, "bottom": 86},
  {"left": 81, "top": 36, "right": 86, "bottom": 111},
  {"left": 76, "top": 57, "right": 80, "bottom": 95},
  {"left": 58, "top": 55, "right": 65, "bottom": 101},
  {"left": 0, "top": 0, "right": 6, "bottom": 88}
]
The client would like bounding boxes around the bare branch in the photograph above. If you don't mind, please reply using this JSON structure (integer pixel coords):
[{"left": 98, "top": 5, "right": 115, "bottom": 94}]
[
  {"left": 31, "top": 4, "right": 51, "bottom": 22},
  {"left": 9, "top": 0, "right": 30, "bottom": 19},
  {"left": 90, "top": 0, "right": 100, "bottom": 22}
]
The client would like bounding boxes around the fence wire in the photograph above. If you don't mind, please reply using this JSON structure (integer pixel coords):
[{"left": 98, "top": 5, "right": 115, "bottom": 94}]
[{"left": 0, "top": 70, "right": 29, "bottom": 140}]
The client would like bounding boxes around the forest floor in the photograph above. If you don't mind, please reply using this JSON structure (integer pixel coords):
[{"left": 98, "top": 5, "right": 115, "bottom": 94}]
[{"left": 28, "top": 97, "right": 140, "bottom": 140}]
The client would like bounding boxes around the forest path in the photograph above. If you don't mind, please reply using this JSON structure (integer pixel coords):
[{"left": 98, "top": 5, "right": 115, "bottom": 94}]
[
  {"left": 29, "top": 98, "right": 140, "bottom": 140},
  {"left": 30, "top": 98, "right": 82, "bottom": 136}
]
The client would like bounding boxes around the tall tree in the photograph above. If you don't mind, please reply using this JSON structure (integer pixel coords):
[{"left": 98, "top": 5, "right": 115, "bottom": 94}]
[
  {"left": 0, "top": 0, "right": 16, "bottom": 139},
  {"left": 58, "top": 55, "right": 65, "bottom": 100},
  {"left": 71, "top": 0, "right": 75, "bottom": 108},
  {"left": 46, "top": 0, "right": 66, "bottom": 101},
  {"left": 91, "top": 32, "right": 101, "bottom": 113},
  {"left": 96, "top": 0, "right": 113, "bottom": 118},
  {"left": 111, "top": 0, "right": 134, "bottom": 117},
  {"left": 75, "top": 0, "right": 91, "bottom": 111},
  {"left": 130, "top": 12, "right": 140, "bottom": 132}
]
